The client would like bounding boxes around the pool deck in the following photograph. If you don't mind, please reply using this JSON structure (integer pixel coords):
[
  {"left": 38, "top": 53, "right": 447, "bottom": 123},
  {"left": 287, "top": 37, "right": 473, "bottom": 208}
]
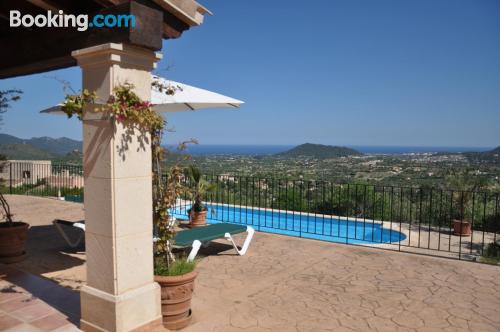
[
  {"left": 174, "top": 201, "right": 498, "bottom": 261},
  {"left": 0, "top": 265, "right": 80, "bottom": 332},
  {"left": 2, "top": 195, "right": 500, "bottom": 331}
]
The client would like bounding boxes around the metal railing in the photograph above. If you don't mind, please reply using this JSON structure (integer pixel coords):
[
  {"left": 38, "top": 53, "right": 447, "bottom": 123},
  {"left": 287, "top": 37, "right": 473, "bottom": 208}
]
[
  {"left": 0, "top": 161, "right": 83, "bottom": 201},
  {"left": 175, "top": 174, "right": 500, "bottom": 261},
  {"left": 1, "top": 161, "right": 498, "bottom": 261}
]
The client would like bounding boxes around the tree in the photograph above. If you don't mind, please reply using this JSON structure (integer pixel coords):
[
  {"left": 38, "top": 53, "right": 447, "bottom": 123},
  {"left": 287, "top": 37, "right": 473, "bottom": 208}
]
[
  {"left": 185, "top": 165, "right": 216, "bottom": 212},
  {"left": 446, "top": 170, "right": 488, "bottom": 220},
  {"left": 0, "top": 89, "right": 22, "bottom": 128}
]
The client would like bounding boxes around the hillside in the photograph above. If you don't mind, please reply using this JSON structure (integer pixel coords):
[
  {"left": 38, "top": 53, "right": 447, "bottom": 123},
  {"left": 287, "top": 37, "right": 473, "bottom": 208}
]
[
  {"left": 0, "top": 143, "right": 56, "bottom": 160},
  {"left": 489, "top": 146, "right": 500, "bottom": 154},
  {"left": 28, "top": 136, "right": 82, "bottom": 155},
  {"left": 53, "top": 150, "right": 84, "bottom": 164},
  {"left": 0, "top": 134, "right": 23, "bottom": 145},
  {"left": 277, "top": 143, "right": 362, "bottom": 159},
  {"left": 0, "top": 134, "right": 82, "bottom": 160},
  {"left": 463, "top": 146, "right": 500, "bottom": 162},
  {"left": 0, "top": 134, "right": 82, "bottom": 155}
]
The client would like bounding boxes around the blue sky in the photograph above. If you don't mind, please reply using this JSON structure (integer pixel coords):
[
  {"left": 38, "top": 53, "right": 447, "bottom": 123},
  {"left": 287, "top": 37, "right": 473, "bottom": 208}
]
[{"left": 1, "top": 0, "right": 499, "bottom": 147}]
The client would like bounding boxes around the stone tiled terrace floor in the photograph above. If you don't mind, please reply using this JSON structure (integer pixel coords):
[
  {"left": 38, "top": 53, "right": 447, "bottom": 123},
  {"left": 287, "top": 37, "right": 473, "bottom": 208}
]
[
  {"left": 187, "top": 232, "right": 500, "bottom": 332},
  {"left": 2, "top": 195, "right": 500, "bottom": 331},
  {"left": 0, "top": 265, "right": 79, "bottom": 331}
]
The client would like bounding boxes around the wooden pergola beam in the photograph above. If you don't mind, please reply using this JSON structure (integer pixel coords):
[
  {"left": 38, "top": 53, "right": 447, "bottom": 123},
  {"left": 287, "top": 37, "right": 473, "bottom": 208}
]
[
  {"left": 0, "top": 0, "right": 209, "bottom": 79},
  {"left": 25, "top": 0, "right": 59, "bottom": 12},
  {"left": 0, "top": 1, "right": 164, "bottom": 78},
  {"left": 82, "top": 0, "right": 195, "bottom": 41}
]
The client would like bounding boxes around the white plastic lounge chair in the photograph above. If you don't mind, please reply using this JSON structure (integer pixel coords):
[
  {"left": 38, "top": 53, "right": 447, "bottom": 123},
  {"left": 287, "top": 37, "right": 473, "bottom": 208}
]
[
  {"left": 52, "top": 219, "right": 86, "bottom": 249},
  {"left": 52, "top": 219, "right": 254, "bottom": 261},
  {"left": 172, "top": 223, "right": 255, "bottom": 261}
]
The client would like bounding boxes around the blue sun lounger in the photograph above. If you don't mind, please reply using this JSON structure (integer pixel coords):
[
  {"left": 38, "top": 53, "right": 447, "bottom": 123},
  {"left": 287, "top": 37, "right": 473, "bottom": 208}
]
[{"left": 53, "top": 219, "right": 255, "bottom": 261}]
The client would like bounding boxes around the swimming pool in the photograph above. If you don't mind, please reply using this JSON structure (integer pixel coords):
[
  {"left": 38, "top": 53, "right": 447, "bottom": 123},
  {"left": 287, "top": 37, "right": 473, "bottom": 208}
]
[{"left": 171, "top": 204, "right": 406, "bottom": 245}]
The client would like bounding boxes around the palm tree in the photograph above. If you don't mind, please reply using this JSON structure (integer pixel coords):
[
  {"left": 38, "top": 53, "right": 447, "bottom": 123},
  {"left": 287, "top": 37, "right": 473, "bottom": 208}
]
[
  {"left": 446, "top": 170, "right": 487, "bottom": 235},
  {"left": 185, "top": 165, "right": 216, "bottom": 213}
]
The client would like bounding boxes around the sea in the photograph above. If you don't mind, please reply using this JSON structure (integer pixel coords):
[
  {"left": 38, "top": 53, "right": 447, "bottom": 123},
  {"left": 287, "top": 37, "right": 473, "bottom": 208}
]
[{"left": 165, "top": 144, "right": 494, "bottom": 156}]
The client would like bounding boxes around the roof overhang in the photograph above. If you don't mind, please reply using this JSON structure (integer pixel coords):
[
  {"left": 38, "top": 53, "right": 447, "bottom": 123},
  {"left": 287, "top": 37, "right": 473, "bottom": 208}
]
[{"left": 0, "top": 0, "right": 211, "bottom": 79}]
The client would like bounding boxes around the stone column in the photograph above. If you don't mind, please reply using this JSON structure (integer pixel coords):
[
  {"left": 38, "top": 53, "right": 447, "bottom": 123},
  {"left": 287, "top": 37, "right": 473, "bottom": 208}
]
[{"left": 73, "top": 43, "right": 163, "bottom": 332}]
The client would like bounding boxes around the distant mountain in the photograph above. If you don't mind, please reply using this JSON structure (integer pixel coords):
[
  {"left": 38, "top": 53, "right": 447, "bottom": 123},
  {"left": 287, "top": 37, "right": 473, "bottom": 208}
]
[
  {"left": 0, "top": 134, "right": 23, "bottom": 145},
  {"left": 28, "top": 136, "right": 82, "bottom": 155},
  {"left": 489, "top": 146, "right": 500, "bottom": 154},
  {"left": 0, "top": 134, "right": 82, "bottom": 155},
  {"left": 0, "top": 134, "right": 82, "bottom": 160},
  {"left": 463, "top": 146, "right": 500, "bottom": 162},
  {"left": 0, "top": 143, "right": 55, "bottom": 160},
  {"left": 277, "top": 143, "right": 362, "bottom": 159},
  {"left": 53, "top": 150, "right": 83, "bottom": 164}
]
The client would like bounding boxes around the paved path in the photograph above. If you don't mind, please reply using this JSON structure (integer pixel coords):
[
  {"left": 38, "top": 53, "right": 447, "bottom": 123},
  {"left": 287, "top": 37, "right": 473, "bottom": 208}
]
[
  {"left": 0, "top": 265, "right": 79, "bottom": 332},
  {"left": 5, "top": 195, "right": 86, "bottom": 291},
  {"left": 187, "top": 232, "right": 500, "bottom": 332},
  {"left": 1, "top": 195, "right": 500, "bottom": 331}
]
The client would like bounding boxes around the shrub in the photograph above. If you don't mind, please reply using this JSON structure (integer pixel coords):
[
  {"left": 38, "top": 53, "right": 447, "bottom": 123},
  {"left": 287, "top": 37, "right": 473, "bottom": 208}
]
[
  {"left": 154, "top": 257, "right": 196, "bottom": 276},
  {"left": 480, "top": 241, "right": 500, "bottom": 265}
]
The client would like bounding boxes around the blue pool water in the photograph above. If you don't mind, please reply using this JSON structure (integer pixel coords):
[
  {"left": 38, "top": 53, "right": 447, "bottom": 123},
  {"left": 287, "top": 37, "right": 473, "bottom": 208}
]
[{"left": 172, "top": 204, "right": 406, "bottom": 245}]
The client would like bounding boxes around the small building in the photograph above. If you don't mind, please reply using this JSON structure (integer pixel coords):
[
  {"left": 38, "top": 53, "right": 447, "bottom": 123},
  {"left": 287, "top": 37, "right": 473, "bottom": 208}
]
[{"left": 0, "top": 160, "right": 52, "bottom": 187}]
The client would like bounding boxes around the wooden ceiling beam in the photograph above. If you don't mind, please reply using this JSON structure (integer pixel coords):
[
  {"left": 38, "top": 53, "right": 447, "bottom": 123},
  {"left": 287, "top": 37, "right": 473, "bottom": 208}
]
[
  {"left": 0, "top": 1, "right": 163, "bottom": 79},
  {"left": 0, "top": 0, "right": 210, "bottom": 78},
  {"left": 0, "top": 0, "right": 47, "bottom": 17},
  {"left": 91, "top": 0, "right": 128, "bottom": 8},
  {"left": 25, "top": 0, "right": 59, "bottom": 12}
]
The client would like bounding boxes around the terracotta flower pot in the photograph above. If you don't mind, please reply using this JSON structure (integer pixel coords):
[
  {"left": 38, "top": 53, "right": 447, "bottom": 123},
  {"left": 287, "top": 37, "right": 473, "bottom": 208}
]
[
  {"left": 154, "top": 271, "right": 198, "bottom": 330},
  {"left": 453, "top": 219, "right": 471, "bottom": 236},
  {"left": 190, "top": 210, "right": 207, "bottom": 228},
  {"left": 0, "top": 222, "right": 29, "bottom": 263}
]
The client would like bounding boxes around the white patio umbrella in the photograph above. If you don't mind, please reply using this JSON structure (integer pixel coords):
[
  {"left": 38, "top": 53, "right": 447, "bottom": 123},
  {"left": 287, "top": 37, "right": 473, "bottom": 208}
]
[{"left": 40, "top": 75, "right": 244, "bottom": 115}]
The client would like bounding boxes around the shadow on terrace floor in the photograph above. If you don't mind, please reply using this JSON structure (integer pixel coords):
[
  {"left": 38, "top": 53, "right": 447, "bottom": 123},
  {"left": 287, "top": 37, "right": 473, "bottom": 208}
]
[
  {"left": 0, "top": 264, "right": 81, "bottom": 325},
  {"left": 4, "top": 195, "right": 86, "bottom": 290},
  {"left": 9, "top": 224, "right": 86, "bottom": 290}
]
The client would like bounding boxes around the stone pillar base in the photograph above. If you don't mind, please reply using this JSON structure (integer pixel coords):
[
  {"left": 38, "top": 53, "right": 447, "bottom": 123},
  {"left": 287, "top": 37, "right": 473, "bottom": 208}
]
[{"left": 80, "top": 283, "right": 162, "bottom": 332}]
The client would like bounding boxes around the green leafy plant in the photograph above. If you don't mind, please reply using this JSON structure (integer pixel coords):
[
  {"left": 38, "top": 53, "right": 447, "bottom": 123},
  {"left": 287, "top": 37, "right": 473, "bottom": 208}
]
[
  {"left": 480, "top": 241, "right": 500, "bottom": 265},
  {"left": 153, "top": 140, "right": 194, "bottom": 271},
  {"left": 61, "top": 89, "right": 96, "bottom": 121},
  {"left": 0, "top": 89, "right": 22, "bottom": 128},
  {"left": 446, "top": 171, "right": 488, "bottom": 220},
  {"left": 61, "top": 84, "right": 164, "bottom": 132},
  {"left": 185, "top": 165, "right": 216, "bottom": 213},
  {"left": 154, "top": 256, "right": 196, "bottom": 276}
]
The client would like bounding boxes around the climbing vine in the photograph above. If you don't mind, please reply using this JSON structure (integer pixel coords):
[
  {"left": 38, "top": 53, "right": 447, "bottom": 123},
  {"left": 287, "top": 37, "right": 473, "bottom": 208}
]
[{"left": 62, "top": 82, "right": 188, "bottom": 270}]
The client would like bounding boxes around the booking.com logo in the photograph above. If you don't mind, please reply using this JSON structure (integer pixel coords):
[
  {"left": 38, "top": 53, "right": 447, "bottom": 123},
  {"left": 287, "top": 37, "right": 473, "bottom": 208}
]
[{"left": 9, "top": 10, "right": 136, "bottom": 32}]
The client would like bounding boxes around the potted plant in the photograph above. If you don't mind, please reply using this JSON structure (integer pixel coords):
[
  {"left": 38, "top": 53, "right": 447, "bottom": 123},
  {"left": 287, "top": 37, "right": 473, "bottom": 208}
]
[
  {"left": 153, "top": 163, "right": 198, "bottom": 330},
  {"left": 153, "top": 141, "right": 199, "bottom": 330},
  {"left": 0, "top": 191, "right": 29, "bottom": 263},
  {"left": 154, "top": 257, "right": 197, "bottom": 330},
  {"left": 447, "top": 172, "right": 487, "bottom": 236},
  {"left": 452, "top": 199, "right": 472, "bottom": 236},
  {"left": 186, "top": 165, "right": 216, "bottom": 227}
]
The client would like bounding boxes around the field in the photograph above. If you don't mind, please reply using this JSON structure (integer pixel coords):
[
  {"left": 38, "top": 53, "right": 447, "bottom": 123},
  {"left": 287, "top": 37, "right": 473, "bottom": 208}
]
[{"left": 168, "top": 151, "right": 500, "bottom": 191}]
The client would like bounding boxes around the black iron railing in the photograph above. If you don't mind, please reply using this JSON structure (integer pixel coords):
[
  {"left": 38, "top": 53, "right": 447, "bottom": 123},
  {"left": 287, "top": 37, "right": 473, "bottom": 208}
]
[
  {"left": 175, "top": 174, "right": 500, "bottom": 261},
  {"left": 1, "top": 161, "right": 499, "bottom": 260},
  {"left": 0, "top": 162, "right": 83, "bottom": 201}
]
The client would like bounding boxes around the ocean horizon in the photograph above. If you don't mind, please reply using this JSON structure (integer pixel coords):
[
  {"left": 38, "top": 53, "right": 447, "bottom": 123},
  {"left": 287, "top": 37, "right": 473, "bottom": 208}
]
[{"left": 164, "top": 144, "right": 494, "bottom": 156}]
